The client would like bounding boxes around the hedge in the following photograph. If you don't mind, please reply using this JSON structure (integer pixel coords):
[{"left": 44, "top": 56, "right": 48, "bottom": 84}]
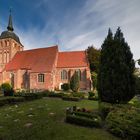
[
  {"left": 0, "top": 97, "right": 25, "bottom": 106},
  {"left": 62, "top": 96, "right": 80, "bottom": 101},
  {"left": 66, "top": 114, "right": 102, "bottom": 128},
  {"left": 106, "top": 105, "right": 140, "bottom": 139}
]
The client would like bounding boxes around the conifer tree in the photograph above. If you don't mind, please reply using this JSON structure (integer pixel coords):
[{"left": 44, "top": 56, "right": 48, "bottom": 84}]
[
  {"left": 98, "top": 28, "right": 135, "bottom": 103},
  {"left": 70, "top": 72, "right": 80, "bottom": 92}
]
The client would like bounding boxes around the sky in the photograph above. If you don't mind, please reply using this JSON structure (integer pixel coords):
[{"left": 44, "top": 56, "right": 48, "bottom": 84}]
[{"left": 0, "top": 0, "right": 140, "bottom": 65}]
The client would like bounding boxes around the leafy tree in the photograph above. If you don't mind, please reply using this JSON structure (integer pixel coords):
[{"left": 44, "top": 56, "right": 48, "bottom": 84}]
[
  {"left": 91, "top": 72, "right": 97, "bottom": 91},
  {"left": 70, "top": 72, "right": 80, "bottom": 92},
  {"left": 87, "top": 46, "right": 101, "bottom": 72},
  {"left": 97, "top": 28, "right": 135, "bottom": 103}
]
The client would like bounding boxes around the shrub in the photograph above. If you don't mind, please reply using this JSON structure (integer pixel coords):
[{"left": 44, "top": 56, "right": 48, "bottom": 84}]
[
  {"left": 0, "top": 97, "right": 25, "bottom": 106},
  {"left": 72, "top": 92, "right": 85, "bottom": 99},
  {"left": 88, "top": 92, "right": 98, "bottom": 100},
  {"left": 70, "top": 72, "right": 80, "bottom": 92},
  {"left": 88, "top": 91, "right": 95, "bottom": 97},
  {"left": 48, "top": 92, "right": 64, "bottom": 98},
  {"left": 22, "top": 93, "right": 42, "bottom": 101},
  {"left": 0, "top": 83, "right": 14, "bottom": 96},
  {"left": 106, "top": 105, "right": 140, "bottom": 139},
  {"left": 99, "top": 102, "right": 114, "bottom": 120},
  {"left": 61, "top": 83, "right": 70, "bottom": 91},
  {"left": 66, "top": 113, "right": 102, "bottom": 128},
  {"left": 62, "top": 95, "right": 80, "bottom": 101},
  {"left": 91, "top": 72, "right": 97, "bottom": 90},
  {"left": 129, "top": 96, "right": 140, "bottom": 108}
]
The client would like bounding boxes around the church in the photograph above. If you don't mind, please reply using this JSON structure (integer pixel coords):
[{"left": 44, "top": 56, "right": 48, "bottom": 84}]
[{"left": 0, "top": 13, "right": 91, "bottom": 91}]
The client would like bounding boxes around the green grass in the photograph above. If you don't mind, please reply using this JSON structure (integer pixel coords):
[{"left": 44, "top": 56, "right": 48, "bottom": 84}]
[{"left": 0, "top": 98, "right": 120, "bottom": 140}]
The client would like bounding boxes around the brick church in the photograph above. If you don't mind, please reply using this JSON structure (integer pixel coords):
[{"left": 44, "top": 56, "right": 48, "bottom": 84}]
[{"left": 0, "top": 13, "right": 91, "bottom": 91}]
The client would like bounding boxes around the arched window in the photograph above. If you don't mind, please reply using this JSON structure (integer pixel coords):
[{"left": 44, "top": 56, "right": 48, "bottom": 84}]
[
  {"left": 38, "top": 73, "right": 45, "bottom": 82},
  {"left": 61, "top": 70, "right": 67, "bottom": 80},
  {"left": 76, "top": 69, "right": 81, "bottom": 81}
]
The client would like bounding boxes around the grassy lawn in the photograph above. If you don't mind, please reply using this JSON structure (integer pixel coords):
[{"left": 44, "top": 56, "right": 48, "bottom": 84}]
[{"left": 0, "top": 98, "right": 120, "bottom": 140}]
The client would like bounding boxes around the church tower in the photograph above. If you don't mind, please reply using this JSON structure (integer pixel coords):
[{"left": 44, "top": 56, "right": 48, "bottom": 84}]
[{"left": 0, "top": 10, "right": 23, "bottom": 72}]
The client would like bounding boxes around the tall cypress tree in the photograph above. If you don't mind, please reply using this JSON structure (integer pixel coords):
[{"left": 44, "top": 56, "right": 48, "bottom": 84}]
[{"left": 98, "top": 28, "right": 135, "bottom": 103}]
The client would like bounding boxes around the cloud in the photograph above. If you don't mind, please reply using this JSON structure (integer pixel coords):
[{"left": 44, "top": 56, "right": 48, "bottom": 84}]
[{"left": 1, "top": 0, "right": 140, "bottom": 67}]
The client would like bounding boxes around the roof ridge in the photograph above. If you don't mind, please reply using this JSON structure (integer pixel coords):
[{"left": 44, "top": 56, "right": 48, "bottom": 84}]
[
  {"left": 59, "top": 50, "right": 85, "bottom": 53},
  {"left": 22, "top": 45, "right": 58, "bottom": 52}
]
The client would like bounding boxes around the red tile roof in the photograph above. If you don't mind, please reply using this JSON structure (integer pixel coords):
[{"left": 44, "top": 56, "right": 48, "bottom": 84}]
[
  {"left": 57, "top": 51, "right": 88, "bottom": 68},
  {"left": 5, "top": 46, "right": 58, "bottom": 72}
]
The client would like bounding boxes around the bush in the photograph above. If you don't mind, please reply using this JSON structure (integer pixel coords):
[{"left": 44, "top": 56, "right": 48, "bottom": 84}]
[
  {"left": 22, "top": 93, "right": 42, "bottom": 101},
  {"left": 99, "top": 102, "right": 115, "bottom": 120},
  {"left": 0, "top": 83, "right": 14, "bottom": 96},
  {"left": 66, "top": 113, "right": 102, "bottom": 128},
  {"left": 0, "top": 97, "right": 25, "bottom": 106},
  {"left": 129, "top": 96, "right": 140, "bottom": 108},
  {"left": 61, "top": 83, "right": 70, "bottom": 91},
  {"left": 48, "top": 92, "right": 64, "bottom": 98},
  {"left": 88, "top": 91, "right": 98, "bottom": 100},
  {"left": 106, "top": 105, "right": 140, "bottom": 139},
  {"left": 70, "top": 72, "right": 80, "bottom": 92},
  {"left": 62, "top": 95, "right": 80, "bottom": 101},
  {"left": 72, "top": 92, "right": 85, "bottom": 99},
  {"left": 88, "top": 91, "right": 95, "bottom": 97}
]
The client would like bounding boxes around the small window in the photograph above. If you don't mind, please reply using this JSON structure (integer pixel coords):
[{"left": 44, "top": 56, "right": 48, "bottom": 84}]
[
  {"left": 38, "top": 74, "right": 45, "bottom": 82},
  {"left": 61, "top": 70, "right": 67, "bottom": 80}
]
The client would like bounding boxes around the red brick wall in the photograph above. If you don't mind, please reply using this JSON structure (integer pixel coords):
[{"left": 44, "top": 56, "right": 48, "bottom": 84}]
[
  {"left": 30, "top": 72, "right": 54, "bottom": 90},
  {"left": 55, "top": 67, "right": 91, "bottom": 90}
]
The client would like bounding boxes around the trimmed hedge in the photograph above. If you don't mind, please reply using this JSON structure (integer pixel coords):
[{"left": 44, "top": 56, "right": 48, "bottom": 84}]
[
  {"left": 66, "top": 114, "right": 102, "bottom": 128},
  {"left": 62, "top": 96, "right": 80, "bottom": 101},
  {"left": 72, "top": 92, "right": 85, "bottom": 99},
  {"left": 14, "top": 91, "right": 64, "bottom": 99},
  {"left": 106, "top": 105, "right": 140, "bottom": 139},
  {"left": 0, "top": 97, "right": 25, "bottom": 106},
  {"left": 66, "top": 106, "right": 102, "bottom": 128}
]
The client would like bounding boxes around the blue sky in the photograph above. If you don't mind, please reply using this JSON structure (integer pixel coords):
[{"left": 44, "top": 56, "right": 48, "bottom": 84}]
[{"left": 0, "top": 0, "right": 140, "bottom": 64}]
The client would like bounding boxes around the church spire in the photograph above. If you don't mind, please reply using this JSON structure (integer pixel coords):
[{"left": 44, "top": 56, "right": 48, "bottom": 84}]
[{"left": 7, "top": 8, "right": 14, "bottom": 31}]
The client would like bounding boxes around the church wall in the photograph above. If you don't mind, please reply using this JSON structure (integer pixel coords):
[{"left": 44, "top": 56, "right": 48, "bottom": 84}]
[
  {"left": 30, "top": 72, "right": 54, "bottom": 90},
  {"left": 55, "top": 67, "right": 91, "bottom": 90}
]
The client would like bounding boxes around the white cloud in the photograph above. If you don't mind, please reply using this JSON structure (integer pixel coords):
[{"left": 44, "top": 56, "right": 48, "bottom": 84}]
[{"left": 1, "top": 0, "right": 140, "bottom": 67}]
